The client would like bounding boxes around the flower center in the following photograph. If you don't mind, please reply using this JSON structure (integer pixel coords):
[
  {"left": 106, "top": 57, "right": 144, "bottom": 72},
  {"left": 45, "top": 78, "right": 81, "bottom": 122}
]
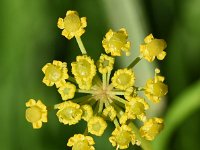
[
  {"left": 130, "top": 102, "right": 145, "bottom": 115},
  {"left": 147, "top": 39, "right": 165, "bottom": 56},
  {"left": 26, "top": 106, "right": 42, "bottom": 123},
  {"left": 62, "top": 107, "right": 80, "bottom": 120},
  {"left": 64, "top": 14, "right": 81, "bottom": 32},
  {"left": 92, "top": 85, "right": 113, "bottom": 101},
  {"left": 63, "top": 88, "right": 70, "bottom": 94},
  {"left": 117, "top": 73, "right": 131, "bottom": 85},
  {"left": 72, "top": 140, "right": 89, "bottom": 150},
  {"left": 92, "top": 122, "right": 101, "bottom": 132},
  {"left": 116, "top": 131, "right": 131, "bottom": 146},
  {"left": 109, "top": 32, "right": 126, "bottom": 49},
  {"left": 45, "top": 65, "right": 62, "bottom": 82},
  {"left": 102, "top": 60, "right": 109, "bottom": 68},
  {"left": 152, "top": 82, "right": 168, "bottom": 97},
  {"left": 76, "top": 60, "right": 91, "bottom": 77}
]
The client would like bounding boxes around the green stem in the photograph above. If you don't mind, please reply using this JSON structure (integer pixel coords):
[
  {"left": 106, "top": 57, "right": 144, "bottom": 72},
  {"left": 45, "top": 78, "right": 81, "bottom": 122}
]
[
  {"left": 72, "top": 95, "right": 92, "bottom": 103},
  {"left": 98, "top": 100, "right": 104, "bottom": 114},
  {"left": 128, "top": 122, "right": 152, "bottom": 150},
  {"left": 68, "top": 76, "right": 76, "bottom": 84},
  {"left": 112, "top": 96, "right": 127, "bottom": 104},
  {"left": 127, "top": 56, "right": 142, "bottom": 69},
  {"left": 83, "top": 127, "right": 88, "bottom": 135},
  {"left": 102, "top": 73, "right": 107, "bottom": 90},
  {"left": 113, "top": 118, "right": 120, "bottom": 127},
  {"left": 111, "top": 91, "right": 125, "bottom": 95},
  {"left": 107, "top": 71, "right": 111, "bottom": 85},
  {"left": 75, "top": 36, "right": 87, "bottom": 55},
  {"left": 79, "top": 97, "right": 94, "bottom": 105},
  {"left": 76, "top": 89, "right": 94, "bottom": 94}
]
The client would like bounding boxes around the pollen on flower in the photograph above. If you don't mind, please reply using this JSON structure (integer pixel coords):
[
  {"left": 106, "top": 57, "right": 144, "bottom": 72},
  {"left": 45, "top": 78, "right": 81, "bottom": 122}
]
[
  {"left": 140, "top": 118, "right": 164, "bottom": 141},
  {"left": 140, "top": 34, "right": 167, "bottom": 62},
  {"left": 57, "top": 10, "right": 87, "bottom": 40},
  {"left": 67, "top": 134, "right": 95, "bottom": 150},
  {"left": 42, "top": 60, "right": 68, "bottom": 88},
  {"left": 56, "top": 101, "right": 82, "bottom": 125},
  {"left": 102, "top": 28, "right": 131, "bottom": 56},
  {"left": 58, "top": 82, "right": 76, "bottom": 100},
  {"left": 109, "top": 125, "right": 136, "bottom": 149},
  {"left": 25, "top": 99, "right": 47, "bottom": 129},
  {"left": 88, "top": 116, "right": 107, "bottom": 136},
  {"left": 112, "top": 68, "right": 135, "bottom": 90}
]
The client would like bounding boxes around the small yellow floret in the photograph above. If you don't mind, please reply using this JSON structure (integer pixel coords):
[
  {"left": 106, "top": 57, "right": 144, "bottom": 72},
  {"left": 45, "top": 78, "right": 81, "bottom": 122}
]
[
  {"left": 56, "top": 101, "right": 82, "bottom": 125},
  {"left": 98, "top": 54, "right": 115, "bottom": 74},
  {"left": 109, "top": 125, "right": 136, "bottom": 149},
  {"left": 67, "top": 134, "right": 95, "bottom": 150},
  {"left": 25, "top": 99, "right": 47, "bottom": 129},
  {"left": 119, "top": 113, "right": 128, "bottom": 124},
  {"left": 102, "top": 28, "right": 131, "bottom": 56},
  {"left": 42, "top": 60, "right": 68, "bottom": 88},
  {"left": 125, "top": 97, "right": 149, "bottom": 121},
  {"left": 72, "top": 55, "right": 96, "bottom": 90},
  {"left": 103, "top": 105, "right": 117, "bottom": 121},
  {"left": 88, "top": 116, "right": 107, "bottom": 136},
  {"left": 144, "top": 69, "right": 168, "bottom": 103},
  {"left": 140, "top": 34, "right": 167, "bottom": 62},
  {"left": 112, "top": 68, "right": 135, "bottom": 90},
  {"left": 57, "top": 10, "right": 87, "bottom": 40},
  {"left": 140, "top": 118, "right": 164, "bottom": 141},
  {"left": 81, "top": 105, "right": 93, "bottom": 121},
  {"left": 58, "top": 82, "right": 76, "bottom": 100},
  {"left": 124, "top": 87, "right": 137, "bottom": 100}
]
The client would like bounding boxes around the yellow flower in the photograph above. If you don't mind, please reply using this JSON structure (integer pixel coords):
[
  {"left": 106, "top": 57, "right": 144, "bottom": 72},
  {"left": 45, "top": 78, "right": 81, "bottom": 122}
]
[
  {"left": 124, "top": 87, "right": 137, "bottom": 100},
  {"left": 81, "top": 105, "right": 93, "bottom": 121},
  {"left": 112, "top": 68, "right": 135, "bottom": 90},
  {"left": 42, "top": 60, "right": 68, "bottom": 88},
  {"left": 109, "top": 125, "right": 136, "bottom": 149},
  {"left": 144, "top": 69, "right": 168, "bottom": 103},
  {"left": 58, "top": 82, "right": 76, "bottom": 100},
  {"left": 140, "top": 117, "right": 164, "bottom": 141},
  {"left": 25, "top": 99, "right": 47, "bottom": 129},
  {"left": 75, "top": 77, "right": 93, "bottom": 90},
  {"left": 67, "top": 134, "right": 95, "bottom": 150},
  {"left": 102, "top": 28, "right": 131, "bottom": 56},
  {"left": 140, "top": 34, "right": 167, "bottom": 62},
  {"left": 125, "top": 97, "right": 149, "bottom": 121},
  {"left": 88, "top": 116, "right": 107, "bottom": 136},
  {"left": 103, "top": 105, "right": 117, "bottom": 121},
  {"left": 57, "top": 10, "right": 87, "bottom": 40},
  {"left": 56, "top": 101, "right": 82, "bottom": 125},
  {"left": 98, "top": 54, "right": 115, "bottom": 74},
  {"left": 71, "top": 55, "right": 96, "bottom": 90}
]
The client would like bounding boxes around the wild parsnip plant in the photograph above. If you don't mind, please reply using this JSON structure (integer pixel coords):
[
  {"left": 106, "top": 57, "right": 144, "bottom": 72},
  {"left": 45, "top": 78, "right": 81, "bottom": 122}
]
[{"left": 25, "top": 10, "right": 168, "bottom": 150}]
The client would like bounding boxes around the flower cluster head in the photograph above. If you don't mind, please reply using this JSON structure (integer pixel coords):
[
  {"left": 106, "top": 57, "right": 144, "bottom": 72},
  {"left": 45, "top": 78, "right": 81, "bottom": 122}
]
[{"left": 25, "top": 10, "right": 168, "bottom": 149}]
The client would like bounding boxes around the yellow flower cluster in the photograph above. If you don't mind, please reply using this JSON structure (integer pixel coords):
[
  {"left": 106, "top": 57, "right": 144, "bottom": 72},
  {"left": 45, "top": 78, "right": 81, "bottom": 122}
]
[{"left": 25, "top": 10, "right": 168, "bottom": 150}]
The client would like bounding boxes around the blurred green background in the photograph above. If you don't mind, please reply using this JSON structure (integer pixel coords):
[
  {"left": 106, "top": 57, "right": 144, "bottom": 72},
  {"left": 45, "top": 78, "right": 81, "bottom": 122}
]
[{"left": 0, "top": 0, "right": 200, "bottom": 150}]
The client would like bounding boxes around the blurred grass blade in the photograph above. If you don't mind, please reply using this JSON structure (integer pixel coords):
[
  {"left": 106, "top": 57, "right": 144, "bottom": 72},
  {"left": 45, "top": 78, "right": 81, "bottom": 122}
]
[{"left": 153, "top": 80, "right": 200, "bottom": 150}]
